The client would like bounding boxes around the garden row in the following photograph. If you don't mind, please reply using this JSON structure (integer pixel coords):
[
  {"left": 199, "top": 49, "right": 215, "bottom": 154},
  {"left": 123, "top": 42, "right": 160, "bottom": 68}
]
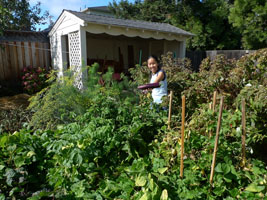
[{"left": 0, "top": 49, "right": 266, "bottom": 199}]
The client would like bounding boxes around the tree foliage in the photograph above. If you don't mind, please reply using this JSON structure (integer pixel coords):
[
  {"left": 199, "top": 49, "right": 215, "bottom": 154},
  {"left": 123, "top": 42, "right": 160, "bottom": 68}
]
[
  {"left": 109, "top": 0, "right": 266, "bottom": 50},
  {"left": 0, "top": 0, "right": 49, "bottom": 31},
  {"left": 171, "top": 0, "right": 242, "bottom": 50},
  {"left": 109, "top": 0, "right": 175, "bottom": 23},
  {"left": 229, "top": 0, "right": 267, "bottom": 49}
]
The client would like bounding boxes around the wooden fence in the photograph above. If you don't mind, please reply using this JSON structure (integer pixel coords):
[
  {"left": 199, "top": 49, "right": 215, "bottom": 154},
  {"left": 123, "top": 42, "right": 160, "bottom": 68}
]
[
  {"left": 0, "top": 41, "right": 51, "bottom": 82},
  {"left": 186, "top": 50, "right": 256, "bottom": 71},
  {"left": 206, "top": 50, "right": 255, "bottom": 60}
]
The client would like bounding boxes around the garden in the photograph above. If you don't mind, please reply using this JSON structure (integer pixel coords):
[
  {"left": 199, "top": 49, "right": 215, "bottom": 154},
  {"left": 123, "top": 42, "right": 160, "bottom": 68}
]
[{"left": 0, "top": 48, "right": 266, "bottom": 200}]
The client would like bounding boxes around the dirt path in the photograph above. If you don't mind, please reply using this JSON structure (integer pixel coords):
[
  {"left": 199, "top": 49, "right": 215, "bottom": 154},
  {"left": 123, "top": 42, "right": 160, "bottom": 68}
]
[{"left": 0, "top": 94, "right": 31, "bottom": 110}]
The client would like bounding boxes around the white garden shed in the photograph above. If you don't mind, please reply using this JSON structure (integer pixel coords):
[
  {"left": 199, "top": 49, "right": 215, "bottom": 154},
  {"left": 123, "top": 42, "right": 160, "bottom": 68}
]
[{"left": 48, "top": 6, "right": 193, "bottom": 89}]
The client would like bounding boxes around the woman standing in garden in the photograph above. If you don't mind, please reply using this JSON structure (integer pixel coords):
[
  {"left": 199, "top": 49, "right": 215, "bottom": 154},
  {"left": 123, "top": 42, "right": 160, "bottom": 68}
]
[{"left": 147, "top": 55, "right": 168, "bottom": 104}]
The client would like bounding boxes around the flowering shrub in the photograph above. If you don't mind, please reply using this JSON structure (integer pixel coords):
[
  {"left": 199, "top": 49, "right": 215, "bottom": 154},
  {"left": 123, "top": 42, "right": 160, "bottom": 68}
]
[{"left": 21, "top": 66, "right": 50, "bottom": 94}]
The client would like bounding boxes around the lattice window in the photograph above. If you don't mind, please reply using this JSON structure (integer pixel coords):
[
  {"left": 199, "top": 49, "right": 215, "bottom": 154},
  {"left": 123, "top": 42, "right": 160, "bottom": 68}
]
[{"left": 68, "top": 31, "right": 83, "bottom": 90}]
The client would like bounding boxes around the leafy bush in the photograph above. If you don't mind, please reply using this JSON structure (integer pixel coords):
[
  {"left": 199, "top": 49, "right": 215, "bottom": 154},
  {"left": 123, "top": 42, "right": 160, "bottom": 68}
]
[
  {"left": 28, "top": 64, "right": 137, "bottom": 130},
  {"left": 0, "top": 107, "right": 32, "bottom": 134},
  {"left": 21, "top": 66, "right": 50, "bottom": 94}
]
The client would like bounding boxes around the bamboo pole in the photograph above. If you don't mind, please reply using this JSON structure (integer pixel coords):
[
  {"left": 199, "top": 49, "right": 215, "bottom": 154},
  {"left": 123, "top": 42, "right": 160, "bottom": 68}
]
[
  {"left": 209, "top": 91, "right": 217, "bottom": 138},
  {"left": 210, "top": 96, "right": 224, "bottom": 185},
  {"left": 168, "top": 91, "right": 173, "bottom": 129},
  {"left": 180, "top": 95, "right": 185, "bottom": 178},
  {"left": 242, "top": 99, "right": 246, "bottom": 165},
  {"left": 209, "top": 102, "right": 212, "bottom": 110},
  {"left": 212, "top": 91, "right": 217, "bottom": 112}
]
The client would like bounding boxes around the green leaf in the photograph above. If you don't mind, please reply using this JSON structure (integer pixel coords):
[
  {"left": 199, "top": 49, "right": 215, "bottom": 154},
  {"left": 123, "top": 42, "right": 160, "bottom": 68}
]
[
  {"left": 215, "top": 163, "right": 223, "bottom": 173},
  {"left": 140, "top": 193, "right": 148, "bottom": 200},
  {"left": 158, "top": 167, "right": 168, "bottom": 174},
  {"left": 0, "top": 194, "right": 5, "bottom": 200},
  {"left": 27, "top": 151, "right": 36, "bottom": 157},
  {"left": 0, "top": 165, "right": 5, "bottom": 171},
  {"left": 213, "top": 186, "right": 226, "bottom": 196},
  {"left": 135, "top": 175, "right": 147, "bottom": 187},
  {"left": 160, "top": 189, "right": 168, "bottom": 200},
  {"left": 14, "top": 156, "right": 25, "bottom": 168},
  {"left": 71, "top": 181, "right": 85, "bottom": 198},
  {"left": 229, "top": 188, "right": 239, "bottom": 198},
  {"left": 245, "top": 183, "right": 265, "bottom": 193},
  {"left": 0, "top": 135, "right": 8, "bottom": 147},
  {"left": 221, "top": 164, "right": 231, "bottom": 174}
]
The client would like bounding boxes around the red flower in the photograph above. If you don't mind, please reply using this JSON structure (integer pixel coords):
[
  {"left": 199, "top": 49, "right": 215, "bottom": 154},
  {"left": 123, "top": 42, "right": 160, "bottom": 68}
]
[{"left": 36, "top": 67, "right": 42, "bottom": 73}]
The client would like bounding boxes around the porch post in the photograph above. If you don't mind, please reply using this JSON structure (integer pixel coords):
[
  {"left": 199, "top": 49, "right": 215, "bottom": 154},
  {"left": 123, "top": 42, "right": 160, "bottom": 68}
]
[
  {"left": 79, "top": 26, "right": 87, "bottom": 87},
  {"left": 180, "top": 41, "right": 186, "bottom": 58}
]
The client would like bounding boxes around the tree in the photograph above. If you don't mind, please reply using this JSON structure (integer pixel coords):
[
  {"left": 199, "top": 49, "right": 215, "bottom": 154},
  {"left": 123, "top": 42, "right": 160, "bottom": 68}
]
[
  {"left": 0, "top": 0, "right": 49, "bottom": 31},
  {"left": 229, "top": 0, "right": 267, "bottom": 49},
  {"left": 109, "top": 0, "right": 242, "bottom": 50},
  {"left": 109, "top": 0, "right": 175, "bottom": 23},
  {"left": 0, "top": 3, "right": 9, "bottom": 34},
  {"left": 171, "top": 0, "right": 242, "bottom": 50}
]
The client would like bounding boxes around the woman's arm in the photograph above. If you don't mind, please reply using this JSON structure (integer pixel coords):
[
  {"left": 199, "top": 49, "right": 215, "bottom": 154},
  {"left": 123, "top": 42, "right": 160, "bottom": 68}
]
[{"left": 153, "top": 71, "right": 165, "bottom": 83}]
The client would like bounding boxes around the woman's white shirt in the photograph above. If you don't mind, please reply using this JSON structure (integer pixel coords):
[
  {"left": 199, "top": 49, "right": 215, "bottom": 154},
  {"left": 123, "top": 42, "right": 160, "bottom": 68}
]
[{"left": 150, "top": 70, "right": 167, "bottom": 103}]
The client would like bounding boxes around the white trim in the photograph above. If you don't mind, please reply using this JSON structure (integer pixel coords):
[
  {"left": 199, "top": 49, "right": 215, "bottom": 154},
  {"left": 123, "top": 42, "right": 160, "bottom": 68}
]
[
  {"left": 49, "top": 11, "right": 86, "bottom": 36},
  {"left": 83, "top": 23, "right": 187, "bottom": 41}
]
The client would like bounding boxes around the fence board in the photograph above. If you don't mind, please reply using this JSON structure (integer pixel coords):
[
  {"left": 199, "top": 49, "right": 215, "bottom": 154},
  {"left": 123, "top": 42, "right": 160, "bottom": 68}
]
[
  {"left": 45, "top": 43, "right": 51, "bottom": 69},
  {"left": 42, "top": 43, "right": 46, "bottom": 67},
  {"left": 35, "top": 42, "right": 40, "bottom": 67},
  {"left": 13, "top": 42, "right": 20, "bottom": 79},
  {"left": 5, "top": 42, "right": 13, "bottom": 80},
  {"left": 29, "top": 41, "right": 33, "bottom": 67},
  {"left": 0, "top": 47, "right": 5, "bottom": 80},
  {"left": 21, "top": 42, "right": 26, "bottom": 68},
  {"left": 9, "top": 42, "right": 17, "bottom": 80},
  {"left": 16, "top": 42, "right": 23, "bottom": 72}
]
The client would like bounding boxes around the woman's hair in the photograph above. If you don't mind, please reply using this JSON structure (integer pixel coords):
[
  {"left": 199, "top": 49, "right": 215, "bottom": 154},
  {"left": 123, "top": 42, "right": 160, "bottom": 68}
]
[{"left": 147, "top": 55, "right": 161, "bottom": 71}]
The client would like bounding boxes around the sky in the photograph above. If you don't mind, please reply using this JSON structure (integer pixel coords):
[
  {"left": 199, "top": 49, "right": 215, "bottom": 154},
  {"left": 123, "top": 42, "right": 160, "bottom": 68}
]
[{"left": 29, "top": 0, "right": 135, "bottom": 30}]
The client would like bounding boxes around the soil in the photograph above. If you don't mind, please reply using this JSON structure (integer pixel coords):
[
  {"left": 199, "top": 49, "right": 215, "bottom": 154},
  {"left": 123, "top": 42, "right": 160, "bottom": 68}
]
[{"left": 0, "top": 93, "right": 31, "bottom": 110}]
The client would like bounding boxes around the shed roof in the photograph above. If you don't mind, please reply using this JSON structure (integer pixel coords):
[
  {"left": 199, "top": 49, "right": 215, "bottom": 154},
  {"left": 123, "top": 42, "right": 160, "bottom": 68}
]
[
  {"left": 0, "top": 30, "right": 49, "bottom": 42},
  {"left": 65, "top": 10, "right": 193, "bottom": 37}
]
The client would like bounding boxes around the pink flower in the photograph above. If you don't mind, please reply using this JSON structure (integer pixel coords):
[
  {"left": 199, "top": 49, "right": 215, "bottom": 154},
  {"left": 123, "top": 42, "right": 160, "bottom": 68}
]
[
  {"left": 23, "top": 68, "right": 27, "bottom": 72},
  {"left": 33, "top": 74, "right": 38, "bottom": 79},
  {"left": 36, "top": 67, "right": 42, "bottom": 73},
  {"left": 24, "top": 81, "right": 28, "bottom": 86},
  {"left": 26, "top": 85, "right": 31, "bottom": 90},
  {"left": 22, "top": 76, "right": 25, "bottom": 80},
  {"left": 25, "top": 73, "right": 30, "bottom": 77},
  {"left": 33, "top": 82, "right": 38, "bottom": 88}
]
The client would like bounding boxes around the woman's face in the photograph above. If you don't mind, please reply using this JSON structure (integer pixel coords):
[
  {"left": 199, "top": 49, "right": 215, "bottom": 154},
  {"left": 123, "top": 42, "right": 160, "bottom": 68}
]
[{"left": 148, "top": 58, "right": 158, "bottom": 74}]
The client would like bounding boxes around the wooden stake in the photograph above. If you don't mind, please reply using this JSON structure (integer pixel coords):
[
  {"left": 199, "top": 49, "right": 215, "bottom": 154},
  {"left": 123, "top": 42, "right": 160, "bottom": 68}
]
[
  {"left": 180, "top": 95, "right": 185, "bottom": 178},
  {"left": 242, "top": 99, "right": 246, "bottom": 164},
  {"left": 209, "top": 91, "right": 217, "bottom": 138},
  {"left": 168, "top": 91, "right": 173, "bottom": 129},
  {"left": 210, "top": 96, "right": 224, "bottom": 185},
  {"left": 209, "top": 102, "right": 212, "bottom": 110},
  {"left": 212, "top": 91, "right": 217, "bottom": 112}
]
